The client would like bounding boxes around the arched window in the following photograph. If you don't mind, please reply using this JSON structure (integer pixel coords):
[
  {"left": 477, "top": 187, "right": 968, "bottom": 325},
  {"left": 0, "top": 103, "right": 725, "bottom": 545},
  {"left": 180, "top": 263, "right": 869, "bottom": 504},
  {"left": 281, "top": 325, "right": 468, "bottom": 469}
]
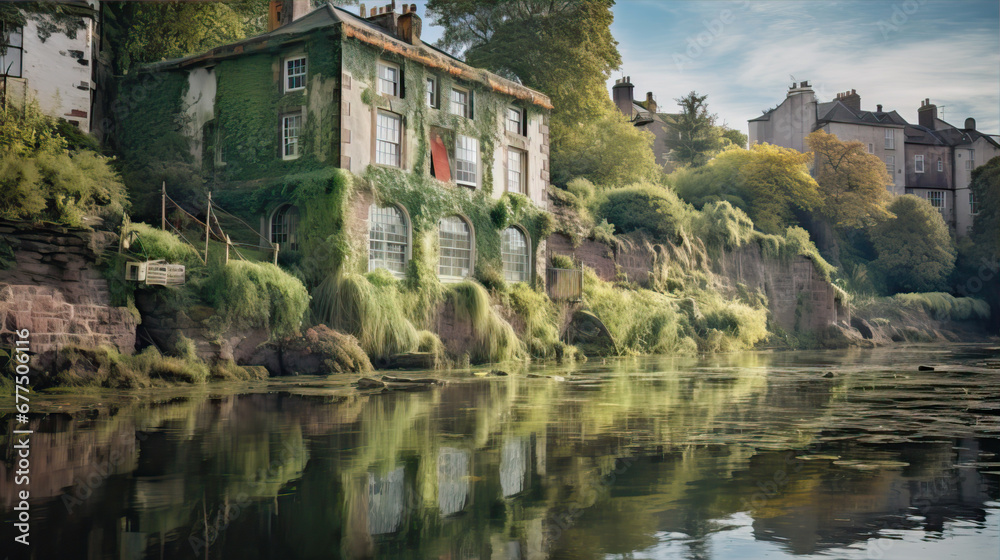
[
  {"left": 369, "top": 204, "right": 409, "bottom": 274},
  {"left": 438, "top": 216, "right": 473, "bottom": 279},
  {"left": 270, "top": 204, "right": 299, "bottom": 251},
  {"left": 501, "top": 227, "right": 530, "bottom": 283}
]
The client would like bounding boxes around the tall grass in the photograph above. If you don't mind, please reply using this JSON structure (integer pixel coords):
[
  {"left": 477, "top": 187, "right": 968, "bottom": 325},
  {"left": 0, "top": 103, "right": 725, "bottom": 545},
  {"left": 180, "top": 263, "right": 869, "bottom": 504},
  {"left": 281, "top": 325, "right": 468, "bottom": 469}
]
[
  {"left": 203, "top": 260, "right": 309, "bottom": 338},
  {"left": 506, "top": 283, "right": 574, "bottom": 360},
  {"left": 312, "top": 272, "right": 419, "bottom": 360},
  {"left": 446, "top": 281, "right": 524, "bottom": 364},
  {"left": 893, "top": 292, "right": 990, "bottom": 321},
  {"left": 129, "top": 222, "right": 202, "bottom": 266}
]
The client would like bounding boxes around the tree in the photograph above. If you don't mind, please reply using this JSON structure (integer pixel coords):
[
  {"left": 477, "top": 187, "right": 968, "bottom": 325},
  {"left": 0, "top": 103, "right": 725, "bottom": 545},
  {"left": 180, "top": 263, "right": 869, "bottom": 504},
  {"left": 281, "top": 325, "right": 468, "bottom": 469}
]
[
  {"left": 870, "top": 195, "right": 956, "bottom": 293},
  {"left": 664, "top": 92, "right": 725, "bottom": 168},
  {"left": 426, "top": 0, "right": 659, "bottom": 186},
  {"left": 672, "top": 144, "right": 821, "bottom": 234},
  {"left": 970, "top": 155, "right": 1000, "bottom": 254},
  {"left": 805, "top": 130, "right": 893, "bottom": 230},
  {"left": 721, "top": 127, "right": 748, "bottom": 149}
]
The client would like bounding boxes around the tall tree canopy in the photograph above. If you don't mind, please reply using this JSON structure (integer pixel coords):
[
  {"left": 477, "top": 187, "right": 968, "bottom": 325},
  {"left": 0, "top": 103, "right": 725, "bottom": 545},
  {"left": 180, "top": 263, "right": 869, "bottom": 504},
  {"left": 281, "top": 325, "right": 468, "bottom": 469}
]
[
  {"left": 665, "top": 92, "right": 725, "bottom": 168},
  {"left": 805, "top": 130, "right": 893, "bottom": 230},
  {"left": 427, "top": 0, "right": 658, "bottom": 186},
  {"left": 970, "top": 155, "right": 1000, "bottom": 254},
  {"left": 870, "top": 195, "right": 956, "bottom": 294}
]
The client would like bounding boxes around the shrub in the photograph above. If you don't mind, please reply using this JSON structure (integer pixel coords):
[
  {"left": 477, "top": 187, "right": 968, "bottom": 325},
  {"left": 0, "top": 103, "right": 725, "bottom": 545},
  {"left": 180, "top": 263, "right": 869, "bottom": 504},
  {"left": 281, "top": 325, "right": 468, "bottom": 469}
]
[
  {"left": 204, "top": 260, "right": 310, "bottom": 338},
  {"left": 446, "top": 281, "right": 524, "bottom": 364},
  {"left": 870, "top": 195, "right": 956, "bottom": 293},
  {"left": 507, "top": 282, "right": 574, "bottom": 360},
  {"left": 128, "top": 222, "right": 202, "bottom": 266},
  {"left": 595, "top": 182, "right": 689, "bottom": 243},
  {"left": 690, "top": 200, "right": 754, "bottom": 251}
]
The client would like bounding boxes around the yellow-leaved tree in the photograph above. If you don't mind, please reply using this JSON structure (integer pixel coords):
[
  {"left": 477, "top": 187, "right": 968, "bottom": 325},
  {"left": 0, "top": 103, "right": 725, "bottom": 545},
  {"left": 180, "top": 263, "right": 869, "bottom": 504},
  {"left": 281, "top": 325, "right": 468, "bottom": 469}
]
[{"left": 806, "top": 130, "right": 894, "bottom": 230}]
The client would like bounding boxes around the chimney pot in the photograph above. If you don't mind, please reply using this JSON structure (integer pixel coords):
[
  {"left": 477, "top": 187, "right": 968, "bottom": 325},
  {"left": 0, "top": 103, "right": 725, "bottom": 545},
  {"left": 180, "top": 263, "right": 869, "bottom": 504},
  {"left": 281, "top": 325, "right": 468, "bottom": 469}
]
[
  {"left": 877, "top": 104, "right": 882, "bottom": 112},
  {"left": 410, "top": 4, "right": 416, "bottom": 12},
  {"left": 965, "top": 117, "right": 976, "bottom": 130},
  {"left": 360, "top": 3, "right": 366, "bottom": 16}
]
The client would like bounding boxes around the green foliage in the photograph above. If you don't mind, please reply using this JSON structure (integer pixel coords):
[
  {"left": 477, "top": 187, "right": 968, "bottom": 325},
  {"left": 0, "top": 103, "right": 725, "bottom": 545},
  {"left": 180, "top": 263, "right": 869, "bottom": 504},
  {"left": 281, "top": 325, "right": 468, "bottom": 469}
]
[
  {"left": 551, "top": 111, "right": 660, "bottom": 186},
  {"left": 550, "top": 253, "right": 575, "bottom": 269},
  {"left": 689, "top": 201, "right": 755, "bottom": 251},
  {"left": 970, "top": 155, "right": 1000, "bottom": 255},
  {"left": 721, "top": 127, "right": 748, "bottom": 149},
  {"left": 697, "top": 293, "right": 769, "bottom": 352},
  {"left": 204, "top": 260, "right": 310, "bottom": 338},
  {"left": 128, "top": 222, "right": 202, "bottom": 266},
  {"left": 506, "top": 283, "right": 574, "bottom": 360},
  {"left": 665, "top": 91, "right": 725, "bottom": 168},
  {"left": 892, "top": 292, "right": 990, "bottom": 321},
  {"left": 312, "top": 272, "right": 419, "bottom": 360},
  {"left": 0, "top": 104, "right": 128, "bottom": 227},
  {"left": 54, "top": 345, "right": 209, "bottom": 389},
  {"left": 756, "top": 226, "right": 836, "bottom": 282},
  {"left": 805, "top": 130, "right": 894, "bottom": 230},
  {"left": 446, "top": 281, "right": 524, "bottom": 364},
  {"left": 870, "top": 195, "right": 956, "bottom": 293},
  {"left": 595, "top": 182, "right": 689, "bottom": 243}
]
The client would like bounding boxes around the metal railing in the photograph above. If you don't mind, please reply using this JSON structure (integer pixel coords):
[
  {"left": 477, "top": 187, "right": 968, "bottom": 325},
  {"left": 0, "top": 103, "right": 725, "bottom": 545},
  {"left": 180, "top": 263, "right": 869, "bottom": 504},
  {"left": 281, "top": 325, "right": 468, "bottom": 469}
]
[{"left": 547, "top": 267, "right": 583, "bottom": 301}]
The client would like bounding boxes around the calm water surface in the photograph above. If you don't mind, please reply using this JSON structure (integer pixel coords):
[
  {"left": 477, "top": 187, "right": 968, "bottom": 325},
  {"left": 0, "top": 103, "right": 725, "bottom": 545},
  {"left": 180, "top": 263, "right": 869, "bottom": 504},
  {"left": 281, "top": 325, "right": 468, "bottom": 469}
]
[{"left": 2, "top": 345, "right": 1000, "bottom": 559}]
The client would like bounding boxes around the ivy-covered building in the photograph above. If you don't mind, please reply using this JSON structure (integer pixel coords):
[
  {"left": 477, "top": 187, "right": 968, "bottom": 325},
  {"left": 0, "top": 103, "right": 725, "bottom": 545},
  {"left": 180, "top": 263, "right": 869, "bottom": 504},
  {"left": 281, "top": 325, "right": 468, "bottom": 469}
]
[{"left": 133, "top": 1, "right": 553, "bottom": 286}]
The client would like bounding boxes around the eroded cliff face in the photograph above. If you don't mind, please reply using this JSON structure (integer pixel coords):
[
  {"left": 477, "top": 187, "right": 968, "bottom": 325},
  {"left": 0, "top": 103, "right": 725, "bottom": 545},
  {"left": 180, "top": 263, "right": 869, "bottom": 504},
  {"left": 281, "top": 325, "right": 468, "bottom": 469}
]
[{"left": 0, "top": 223, "right": 137, "bottom": 372}]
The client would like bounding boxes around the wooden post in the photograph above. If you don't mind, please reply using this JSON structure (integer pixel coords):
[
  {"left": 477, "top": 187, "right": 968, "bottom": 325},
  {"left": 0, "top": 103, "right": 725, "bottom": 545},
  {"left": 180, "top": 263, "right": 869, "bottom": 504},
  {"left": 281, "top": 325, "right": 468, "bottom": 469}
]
[
  {"left": 161, "top": 181, "right": 166, "bottom": 231},
  {"left": 273, "top": 243, "right": 280, "bottom": 266},
  {"left": 225, "top": 235, "right": 231, "bottom": 265},
  {"left": 205, "top": 192, "right": 212, "bottom": 265}
]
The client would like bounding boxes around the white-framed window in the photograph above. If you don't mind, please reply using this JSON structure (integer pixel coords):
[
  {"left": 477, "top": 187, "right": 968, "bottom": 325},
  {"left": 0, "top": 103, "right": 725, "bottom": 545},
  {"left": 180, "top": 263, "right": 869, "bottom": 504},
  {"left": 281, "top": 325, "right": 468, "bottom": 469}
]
[
  {"left": 867, "top": 143, "right": 874, "bottom": 154},
  {"left": 284, "top": 56, "right": 307, "bottom": 91},
  {"left": 378, "top": 61, "right": 400, "bottom": 97},
  {"left": 270, "top": 204, "right": 299, "bottom": 250},
  {"left": 369, "top": 204, "right": 409, "bottom": 274},
  {"left": 0, "top": 23, "right": 24, "bottom": 77},
  {"left": 506, "top": 107, "right": 524, "bottom": 135},
  {"left": 450, "top": 86, "right": 471, "bottom": 118},
  {"left": 426, "top": 76, "right": 437, "bottom": 108},
  {"left": 282, "top": 113, "right": 302, "bottom": 159},
  {"left": 884, "top": 155, "right": 894, "bottom": 175},
  {"left": 928, "top": 190, "right": 945, "bottom": 209},
  {"left": 970, "top": 192, "right": 980, "bottom": 215},
  {"left": 507, "top": 148, "right": 526, "bottom": 194},
  {"left": 966, "top": 151, "right": 974, "bottom": 170},
  {"left": 915, "top": 154, "right": 924, "bottom": 173},
  {"left": 376, "top": 111, "right": 402, "bottom": 167},
  {"left": 438, "top": 216, "right": 473, "bottom": 279},
  {"left": 938, "top": 159, "right": 943, "bottom": 172},
  {"left": 501, "top": 227, "right": 530, "bottom": 283},
  {"left": 884, "top": 129, "right": 894, "bottom": 150},
  {"left": 455, "top": 134, "right": 478, "bottom": 186}
]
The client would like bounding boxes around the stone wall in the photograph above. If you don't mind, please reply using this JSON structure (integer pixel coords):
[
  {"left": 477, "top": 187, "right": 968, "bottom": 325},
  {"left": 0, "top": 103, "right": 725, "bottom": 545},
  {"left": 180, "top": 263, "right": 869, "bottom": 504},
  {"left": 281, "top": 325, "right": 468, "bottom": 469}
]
[{"left": 0, "top": 223, "right": 137, "bottom": 368}]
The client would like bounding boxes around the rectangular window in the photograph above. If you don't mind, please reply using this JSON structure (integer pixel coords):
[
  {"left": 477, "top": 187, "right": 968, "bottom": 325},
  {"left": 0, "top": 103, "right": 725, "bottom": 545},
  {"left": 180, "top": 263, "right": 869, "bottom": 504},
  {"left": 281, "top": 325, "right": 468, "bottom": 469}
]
[
  {"left": 507, "top": 148, "right": 526, "bottom": 194},
  {"left": 450, "top": 87, "right": 471, "bottom": 118},
  {"left": 376, "top": 111, "right": 402, "bottom": 167},
  {"left": 938, "top": 159, "right": 943, "bottom": 172},
  {"left": 867, "top": 143, "right": 874, "bottom": 154},
  {"left": 282, "top": 113, "right": 302, "bottom": 159},
  {"left": 966, "top": 153, "right": 974, "bottom": 171},
  {"left": 284, "top": 56, "right": 307, "bottom": 91},
  {"left": 506, "top": 107, "right": 524, "bottom": 135},
  {"left": 885, "top": 155, "right": 894, "bottom": 175},
  {"left": 915, "top": 154, "right": 924, "bottom": 173},
  {"left": 884, "top": 129, "right": 894, "bottom": 150},
  {"left": 455, "top": 134, "right": 478, "bottom": 186},
  {"left": 426, "top": 76, "right": 437, "bottom": 108},
  {"left": 970, "top": 192, "right": 980, "bottom": 215},
  {"left": 378, "top": 61, "right": 400, "bottom": 97},
  {"left": 0, "top": 23, "right": 23, "bottom": 78},
  {"left": 928, "top": 190, "right": 945, "bottom": 209}
]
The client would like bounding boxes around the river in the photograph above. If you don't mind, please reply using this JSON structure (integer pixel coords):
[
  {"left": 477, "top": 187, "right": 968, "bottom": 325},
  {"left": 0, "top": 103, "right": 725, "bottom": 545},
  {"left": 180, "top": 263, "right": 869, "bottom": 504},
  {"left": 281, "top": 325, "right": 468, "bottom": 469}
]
[{"left": 2, "top": 344, "right": 999, "bottom": 559}]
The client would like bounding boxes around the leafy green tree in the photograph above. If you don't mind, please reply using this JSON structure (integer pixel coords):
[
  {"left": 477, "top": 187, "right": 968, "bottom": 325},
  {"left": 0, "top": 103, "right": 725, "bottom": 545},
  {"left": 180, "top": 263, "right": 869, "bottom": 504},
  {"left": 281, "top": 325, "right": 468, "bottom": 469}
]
[
  {"left": 426, "top": 0, "right": 658, "bottom": 186},
  {"left": 721, "top": 127, "right": 748, "bottom": 149},
  {"left": 672, "top": 144, "right": 820, "bottom": 234},
  {"left": 805, "top": 130, "right": 893, "bottom": 230},
  {"left": 870, "top": 195, "right": 956, "bottom": 293},
  {"left": 970, "top": 155, "right": 1000, "bottom": 254},
  {"left": 664, "top": 92, "right": 725, "bottom": 167}
]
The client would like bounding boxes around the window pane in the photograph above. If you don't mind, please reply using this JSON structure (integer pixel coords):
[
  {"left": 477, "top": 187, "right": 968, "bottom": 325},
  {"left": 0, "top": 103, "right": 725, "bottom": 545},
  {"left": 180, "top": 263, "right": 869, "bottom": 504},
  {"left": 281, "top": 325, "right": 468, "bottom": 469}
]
[
  {"left": 502, "top": 228, "right": 529, "bottom": 283},
  {"left": 438, "top": 216, "right": 472, "bottom": 278},
  {"left": 271, "top": 205, "right": 299, "bottom": 250},
  {"left": 426, "top": 77, "right": 435, "bottom": 107},
  {"left": 283, "top": 114, "right": 301, "bottom": 157},
  {"left": 928, "top": 191, "right": 944, "bottom": 208},
  {"left": 450, "top": 88, "right": 468, "bottom": 117},
  {"left": 379, "top": 63, "right": 398, "bottom": 96},
  {"left": 885, "top": 129, "right": 894, "bottom": 149},
  {"left": 506, "top": 108, "right": 522, "bottom": 134},
  {"left": 507, "top": 149, "right": 524, "bottom": 193},
  {"left": 915, "top": 155, "right": 924, "bottom": 173},
  {"left": 369, "top": 205, "right": 408, "bottom": 274},
  {"left": 376, "top": 112, "right": 401, "bottom": 167},
  {"left": 885, "top": 155, "right": 894, "bottom": 175},
  {"left": 286, "top": 57, "right": 306, "bottom": 90},
  {"left": 455, "top": 135, "right": 478, "bottom": 185}
]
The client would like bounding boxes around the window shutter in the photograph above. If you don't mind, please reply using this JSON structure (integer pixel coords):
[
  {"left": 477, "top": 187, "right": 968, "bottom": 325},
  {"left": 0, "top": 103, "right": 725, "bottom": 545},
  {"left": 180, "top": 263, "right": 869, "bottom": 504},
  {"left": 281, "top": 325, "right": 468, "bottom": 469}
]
[
  {"left": 398, "top": 66, "right": 405, "bottom": 99},
  {"left": 468, "top": 91, "right": 474, "bottom": 119}
]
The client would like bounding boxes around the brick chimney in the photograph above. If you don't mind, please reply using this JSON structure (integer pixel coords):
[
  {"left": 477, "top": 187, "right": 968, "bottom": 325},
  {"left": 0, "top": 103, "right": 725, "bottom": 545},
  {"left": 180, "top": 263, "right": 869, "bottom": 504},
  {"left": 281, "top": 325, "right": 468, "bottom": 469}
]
[
  {"left": 644, "top": 92, "right": 657, "bottom": 114},
  {"left": 612, "top": 76, "right": 634, "bottom": 119},
  {"left": 835, "top": 89, "right": 861, "bottom": 113},
  {"left": 366, "top": 2, "right": 400, "bottom": 36},
  {"left": 398, "top": 4, "right": 421, "bottom": 45},
  {"left": 918, "top": 98, "right": 937, "bottom": 129},
  {"left": 268, "top": 0, "right": 310, "bottom": 32},
  {"left": 965, "top": 117, "right": 976, "bottom": 131}
]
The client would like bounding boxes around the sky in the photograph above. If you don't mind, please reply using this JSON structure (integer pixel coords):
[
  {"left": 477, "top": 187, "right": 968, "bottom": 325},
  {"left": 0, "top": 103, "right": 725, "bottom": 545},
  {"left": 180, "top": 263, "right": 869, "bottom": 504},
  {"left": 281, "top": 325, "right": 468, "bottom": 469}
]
[{"left": 408, "top": 0, "right": 1000, "bottom": 135}]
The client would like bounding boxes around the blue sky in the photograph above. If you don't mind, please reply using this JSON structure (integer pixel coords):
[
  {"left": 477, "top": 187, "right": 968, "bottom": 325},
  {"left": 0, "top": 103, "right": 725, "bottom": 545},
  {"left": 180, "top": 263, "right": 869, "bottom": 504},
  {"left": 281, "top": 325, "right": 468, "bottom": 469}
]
[{"left": 412, "top": 0, "right": 1000, "bottom": 134}]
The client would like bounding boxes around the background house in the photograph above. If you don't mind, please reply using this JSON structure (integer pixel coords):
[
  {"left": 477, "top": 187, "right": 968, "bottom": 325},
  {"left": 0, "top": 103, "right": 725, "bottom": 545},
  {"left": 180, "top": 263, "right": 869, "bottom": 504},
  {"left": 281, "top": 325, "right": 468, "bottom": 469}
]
[{"left": 611, "top": 76, "right": 681, "bottom": 172}]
